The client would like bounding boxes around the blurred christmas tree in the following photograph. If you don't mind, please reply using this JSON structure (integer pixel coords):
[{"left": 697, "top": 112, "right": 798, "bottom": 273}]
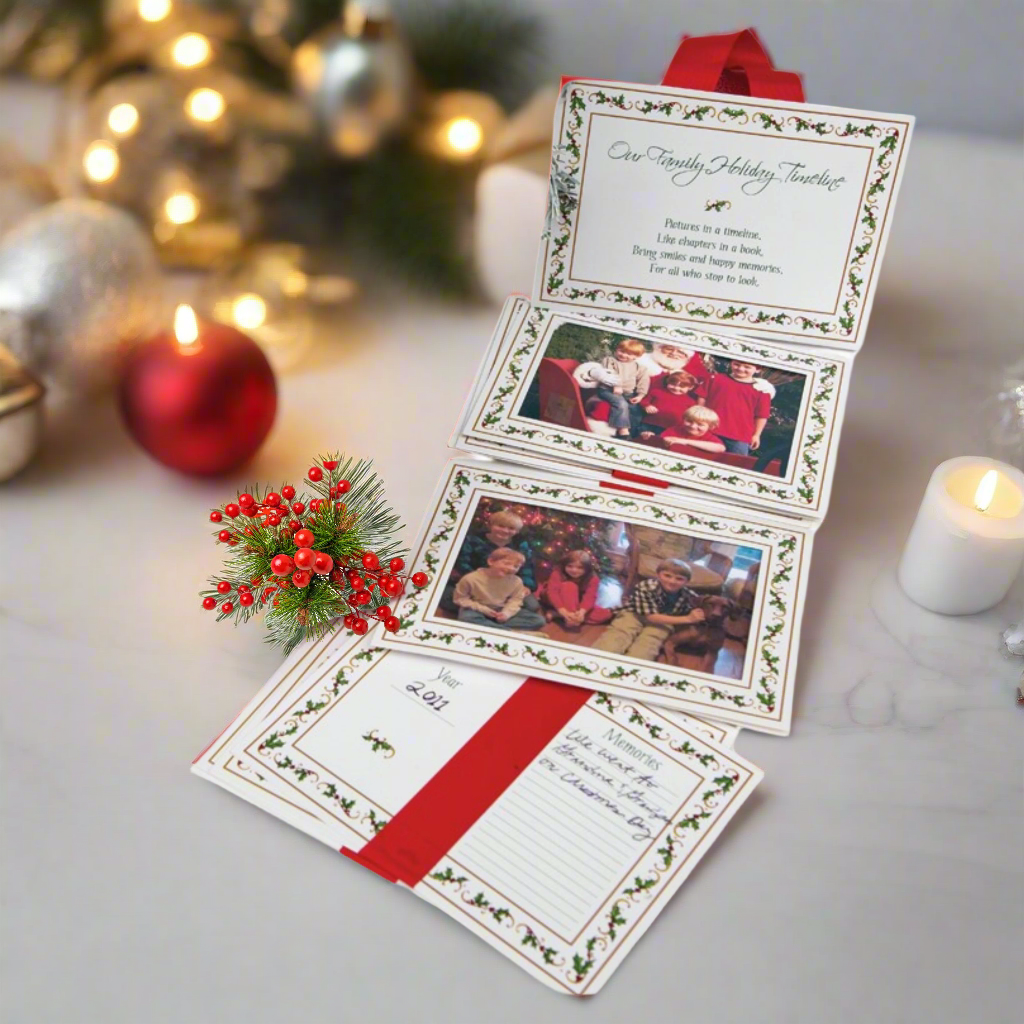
[{"left": 1, "top": 0, "right": 544, "bottom": 295}]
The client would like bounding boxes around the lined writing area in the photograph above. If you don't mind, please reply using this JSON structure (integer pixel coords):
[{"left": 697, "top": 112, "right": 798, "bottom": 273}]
[{"left": 449, "top": 710, "right": 697, "bottom": 938}]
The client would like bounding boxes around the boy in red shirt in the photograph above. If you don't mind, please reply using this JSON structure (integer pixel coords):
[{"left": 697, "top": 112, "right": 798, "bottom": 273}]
[
  {"left": 661, "top": 406, "right": 726, "bottom": 455},
  {"left": 637, "top": 370, "right": 699, "bottom": 441},
  {"left": 698, "top": 360, "right": 771, "bottom": 454}
]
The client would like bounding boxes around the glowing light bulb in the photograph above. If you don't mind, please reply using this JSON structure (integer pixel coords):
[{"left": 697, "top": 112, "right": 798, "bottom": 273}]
[
  {"left": 444, "top": 116, "right": 483, "bottom": 157},
  {"left": 164, "top": 191, "right": 199, "bottom": 224},
  {"left": 174, "top": 304, "right": 199, "bottom": 346},
  {"left": 974, "top": 469, "right": 999, "bottom": 513},
  {"left": 107, "top": 102, "right": 139, "bottom": 135},
  {"left": 171, "top": 33, "right": 211, "bottom": 69},
  {"left": 281, "top": 270, "right": 308, "bottom": 297},
  {"left": 185, "top": 88, "right": 225, "bottom": 123},
  {"left": 231, "top": 293, "right": 267, "bottom": 330},
  {"left": 82, "top": 141, "right": 119, "bottom": 183},
  {"left": 138, "top": 0, "right": 171, "bottom": 22}
]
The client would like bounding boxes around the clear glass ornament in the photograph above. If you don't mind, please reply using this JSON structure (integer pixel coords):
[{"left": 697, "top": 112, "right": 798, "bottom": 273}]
[{"left": 199, "top": 243, "right": 357, "bottom": 372}]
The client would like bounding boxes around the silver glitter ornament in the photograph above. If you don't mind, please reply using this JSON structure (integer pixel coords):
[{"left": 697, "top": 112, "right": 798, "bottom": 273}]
[
  {"left": 292, "top": 1, "right": 414, "bottom": 159},
  {"left": 0, "top": 199, "right": 162, "bottom": 391}
]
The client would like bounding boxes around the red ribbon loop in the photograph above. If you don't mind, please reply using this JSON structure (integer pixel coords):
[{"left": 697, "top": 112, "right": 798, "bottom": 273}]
[{"left": 661, "top": 27, "right": 804, "bottom": 101}]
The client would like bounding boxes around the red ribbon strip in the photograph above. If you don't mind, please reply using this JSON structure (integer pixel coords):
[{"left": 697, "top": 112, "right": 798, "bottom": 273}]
[{"left": 344, "top": 677, "right": 592, "bottom": 886}]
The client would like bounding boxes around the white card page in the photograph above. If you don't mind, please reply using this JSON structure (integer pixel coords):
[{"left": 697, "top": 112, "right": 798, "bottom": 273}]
[
  {"left": 536, "top": 80, "right": 913, "bottom": 350},
  {"left": 194, "top": 636, "right": 756, "bottom": 995}
]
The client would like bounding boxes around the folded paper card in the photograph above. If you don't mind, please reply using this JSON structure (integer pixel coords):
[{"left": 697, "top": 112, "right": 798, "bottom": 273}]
[
  {"left": 193, "top": 629, "right": 759, "bottom": 995},
  {"left": 381, "top": 459, "right": 811, "bottom": 735},
  {"left": 394, "top": 80, "right": 913, "bottom": 732},
  {"left": 454, "top": 297, "right": 851, "bottom": 519},
  {"left": 537, "top": 80, "right": 912, "bottom": 351}
]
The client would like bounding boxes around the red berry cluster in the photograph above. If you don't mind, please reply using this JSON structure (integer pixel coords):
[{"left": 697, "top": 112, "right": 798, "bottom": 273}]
[{"left": 201, "top": 458, "right": 429, "bottom": 639}]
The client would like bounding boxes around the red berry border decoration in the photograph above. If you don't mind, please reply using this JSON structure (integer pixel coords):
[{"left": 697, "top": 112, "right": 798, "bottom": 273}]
[{"left": 199, "top": 452, "right": 428, "bottom": 650}]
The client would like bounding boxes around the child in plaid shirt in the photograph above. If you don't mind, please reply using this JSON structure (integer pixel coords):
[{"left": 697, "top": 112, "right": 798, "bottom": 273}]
[{"left": 593, "top": 558, "right": 705, "bottom": 662}]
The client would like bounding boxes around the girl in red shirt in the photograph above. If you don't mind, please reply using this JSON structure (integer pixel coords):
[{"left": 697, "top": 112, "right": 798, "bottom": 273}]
[
  {"left": 637, "top": 370, "right": 700, "bottom": 440},
  {"left": 538, "top": 550, "right": 612, "bottom": 630}
]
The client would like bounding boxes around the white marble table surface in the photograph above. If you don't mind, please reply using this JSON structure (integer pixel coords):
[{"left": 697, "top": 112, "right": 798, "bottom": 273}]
[{"left": 2, "top": 126, "right": 1022, "bottom": 1023}]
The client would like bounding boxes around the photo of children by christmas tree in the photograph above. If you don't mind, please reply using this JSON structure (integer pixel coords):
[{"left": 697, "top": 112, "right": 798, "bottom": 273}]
[
  {"left": 518, "top": 321, "right": 810, "bottom": 477},
  {"left": 436, "top": 496, "right": 765, "bottom": 681}
]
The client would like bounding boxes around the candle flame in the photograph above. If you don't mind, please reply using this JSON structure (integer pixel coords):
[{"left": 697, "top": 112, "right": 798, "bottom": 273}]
[
  {"left": 974, "top": 469, "right": 998, "bottom": 512},
  {"left": 174, "top": 304, "right": 199, "bottom": 346}
]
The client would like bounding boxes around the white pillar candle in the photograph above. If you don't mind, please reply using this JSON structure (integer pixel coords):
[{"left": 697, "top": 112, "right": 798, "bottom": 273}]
[{"left": 898, "top": 457, "right": 1024, "bottom": 614}]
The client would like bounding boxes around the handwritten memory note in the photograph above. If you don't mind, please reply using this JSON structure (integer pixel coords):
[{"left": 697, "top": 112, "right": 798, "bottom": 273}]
[{"left": 448, "top": 707, "right": 699, "bottom": 938}]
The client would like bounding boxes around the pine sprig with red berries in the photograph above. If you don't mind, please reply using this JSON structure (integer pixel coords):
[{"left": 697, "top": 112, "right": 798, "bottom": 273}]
[{"left": 199, "top": 452, "right": 429, "bottom": 651}]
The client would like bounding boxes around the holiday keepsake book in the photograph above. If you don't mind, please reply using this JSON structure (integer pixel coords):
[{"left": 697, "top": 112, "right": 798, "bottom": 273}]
[
  {"left": 193, "top": 76, "right": 911, "bottom": 996},
  {"left": 382, "top": 79, "right": 912, "bottom": 736},
  {"left": 194, "top": 626, "right": 760, "bottom": 995}
]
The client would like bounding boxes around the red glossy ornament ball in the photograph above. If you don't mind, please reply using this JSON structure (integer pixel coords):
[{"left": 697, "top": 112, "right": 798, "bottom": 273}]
[
  {"left": 281, "top": 485, "right": 296, "bottom": 500},
  {"left": 288, "top": 519, "right": 301, "bottom": 531},
  {"left": 336, "top": 479, "right": 351, "bottom": 494},
  {"left": 267, "top": 513, "right": 281, "bottom": 526},
  {"left": 383, "top": 577, "right": 403, "bottom": 598},
  {"left": 411, "top": 572, "right": 428, "bottom": 588},
  {"left": 384, "top": 616, "right": 401, "bottom": 633},
  {"left": 312, "top": 551, "right": 334, "bottom": 574},
  {"left": 239, "top": 591, "right": 255, "bottom": 607},
  {"left": 349, "top": 574, "right": 366, "bottom": 590},
  {"left": 293, "top": 528, "right": 314, "bottom": 548},
  {"left": 217, "top": 529, "right": 231, "bottom": 542},
  {"left": 352, "top": 590, "right": 371, "bottom": 606},
  {"left": 389, "top": 557, "right": 405, "bottom": 573},
  {"left": 270, "top": 553, "right": 294, "bottom": 576},
  {"left": 202, "top": 596, "right": 216, "bottom": 610},
  {"left": 307, "top": 466, "right": 323, "bottom": 482},
  {"left": 262, "top": 587, "right": 275, "bottom": 601},
  {"left": 292, "top": 569, "right": 312, "bottom": 588},
  {"left": 343, "top": 613, "right": 355, "bottom": 628},
  {"left": 238, "top": 493, "right": 255, "bottom": 508},
  {"left": 118, "top": 315, "right": 276, "bottom": 476},
  {"left": 361, "top": 552, "right": 380, "bottom": 571},
  {"left": 374, "top": 604, "right": 391, "bottom": 620},
  {"left": 216, "top": 580, "right": 231, "bottom": 594},
  {"left": 225, "top": 503, "right": 240, "bottom": 518},
  {"left": 264, "top": 492, "right": 281, "bottom": 507},
  {"left": 351, "top": 617, "right": 368, "bottom": 635},
  {"left": 291, "top": 501, "right": 305, "bottom": 515},
  {"left": 221, "top": 601, "right": 234, "bottom": 614},
  {"left": 293, "top": 547, "right": 315, "bottom": 570},
  {"left": 209, "top": 510, "right": 222, "bottom": 522},
  {"left": 323, "top": 460, "right": 339, "bottom": 470}
]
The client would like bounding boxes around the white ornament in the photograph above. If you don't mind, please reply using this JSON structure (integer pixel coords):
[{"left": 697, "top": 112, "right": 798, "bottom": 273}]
[{"left": 0, "top": 199, "right": 162, "bottom": 391}]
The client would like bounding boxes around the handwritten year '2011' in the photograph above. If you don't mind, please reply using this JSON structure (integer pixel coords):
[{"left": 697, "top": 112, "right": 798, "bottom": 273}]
[{"left": 406, "top": 680, "right": 451, "bottom": 712}]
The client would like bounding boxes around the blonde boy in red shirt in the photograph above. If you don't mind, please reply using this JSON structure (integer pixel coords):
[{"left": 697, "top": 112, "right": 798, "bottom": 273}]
[{"left": 660, "top": 406, "right": 727, "bottom": 454}]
